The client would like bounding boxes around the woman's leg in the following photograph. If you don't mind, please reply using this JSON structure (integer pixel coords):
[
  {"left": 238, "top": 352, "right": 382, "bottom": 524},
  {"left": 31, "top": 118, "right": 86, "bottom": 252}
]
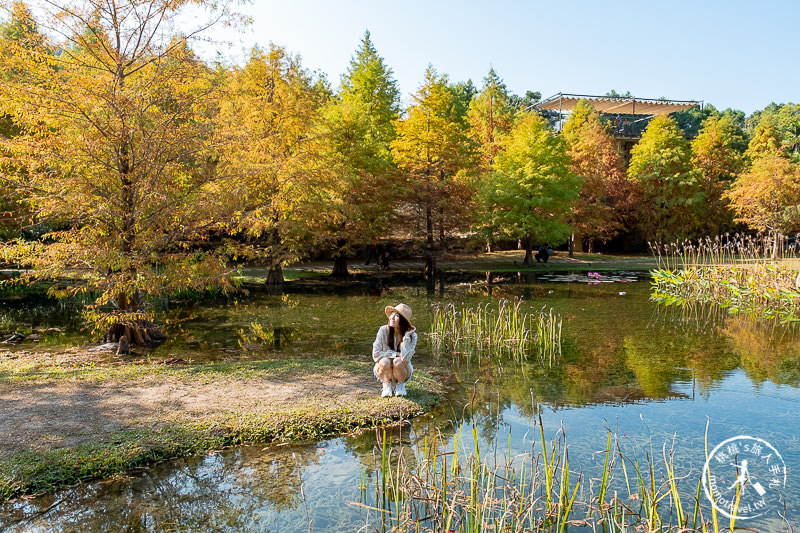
[
  {"left": 392, "top": 358, "right": 410, "bottom": 383},
  {"left": 374, "top": 358, "right": 394, "bottom": 382},
  {"left": 392, "top": 359, "right": 411, "bottom": 396}
]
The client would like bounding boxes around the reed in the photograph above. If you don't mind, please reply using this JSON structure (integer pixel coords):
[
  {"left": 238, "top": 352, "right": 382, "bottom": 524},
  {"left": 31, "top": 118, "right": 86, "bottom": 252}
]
[
  {"left": 429, "top": 299, "right": 562, "bottom": 365},
  {"left": 650, "top": 234, "right": 800, "bottom": 323},
  {"left": 355, "top": 418, "right": 749, "bottom": 532}
]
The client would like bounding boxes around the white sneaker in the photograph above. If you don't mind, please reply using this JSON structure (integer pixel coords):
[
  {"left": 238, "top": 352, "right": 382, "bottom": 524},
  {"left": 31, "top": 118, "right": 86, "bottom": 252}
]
[
  {"left": 394, "top": 382, "right": 407, "bottom": 397},
  {"left": 381, "top": 382, "right": 393, "bottom": 398}
]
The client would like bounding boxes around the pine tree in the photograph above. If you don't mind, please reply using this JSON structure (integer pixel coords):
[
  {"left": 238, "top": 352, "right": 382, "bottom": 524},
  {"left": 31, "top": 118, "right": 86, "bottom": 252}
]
[
  {"left": 339, "top": 30, "right": 400, "bottom": 150},
  {"left": 218, "top": 44, "right": 330, "bottom": 285},
  {"left": 725, "top": 154, "right": 800, "bottom": 257},
  {"left": 0, "top": 0, "right": 242, "bottom": 342},
  {"left": 725, "top": 121, "right": 800, "bottom": 257}
]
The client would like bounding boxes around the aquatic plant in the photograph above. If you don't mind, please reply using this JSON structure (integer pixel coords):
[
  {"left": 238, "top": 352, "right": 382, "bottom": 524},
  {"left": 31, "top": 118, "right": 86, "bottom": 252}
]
[
  {"left": 357, "top": 417, "right": 780, "bottom": 532},
  {"left": 428, "top": 299, "right": 562, "bottom": 365},
  {"left": 650, "top": 233, "right": 800, "bottom": 323}
]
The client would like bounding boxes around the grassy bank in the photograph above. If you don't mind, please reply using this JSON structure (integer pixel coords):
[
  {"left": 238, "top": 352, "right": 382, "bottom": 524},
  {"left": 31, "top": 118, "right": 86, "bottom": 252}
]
[
  {"left": 650, "top": 235, "right": 800, "bottom": 322},
  {"left": 0, "top": 356, "right": 443, "bottom": 501}
]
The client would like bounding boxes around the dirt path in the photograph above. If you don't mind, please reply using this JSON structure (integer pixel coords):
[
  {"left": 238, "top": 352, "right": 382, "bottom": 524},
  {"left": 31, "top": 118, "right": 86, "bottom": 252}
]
[{"left": 0, "top": 351, "right": 382, "bottom": 459}]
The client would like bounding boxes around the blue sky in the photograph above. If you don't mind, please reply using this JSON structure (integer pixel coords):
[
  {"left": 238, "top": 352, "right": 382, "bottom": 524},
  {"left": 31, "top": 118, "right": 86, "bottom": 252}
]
[{"left": 187, "top": 0, "right": 799, "bottom": 116}]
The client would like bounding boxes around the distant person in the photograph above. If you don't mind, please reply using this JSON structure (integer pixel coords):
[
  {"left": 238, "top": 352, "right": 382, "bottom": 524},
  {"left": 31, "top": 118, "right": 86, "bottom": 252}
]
[
  {"left": 372, "top": 304, "right": 417, "bottom": 397},
  {"left": 364, "top": 236, "right": 379, "bottom": 265},
  {"left": 535, "top": 244, "right": 550, "bottom": 263},
  {"left": 378, "top": 251, "right": 390, "bottom": 270}
]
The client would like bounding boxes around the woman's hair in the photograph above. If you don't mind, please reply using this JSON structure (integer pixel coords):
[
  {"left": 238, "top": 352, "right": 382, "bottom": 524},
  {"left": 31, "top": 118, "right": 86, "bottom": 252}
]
[{"left": 386, "top": 313, "right": 411, "bottom": 350}]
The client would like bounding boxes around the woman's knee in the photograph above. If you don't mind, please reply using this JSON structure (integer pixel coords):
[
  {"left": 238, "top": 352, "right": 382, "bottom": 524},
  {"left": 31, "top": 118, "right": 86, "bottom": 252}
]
[
  {"left": 393, "top": 359, "right": 410, "bottom": 382},
  {"left": 375, "top": 358, "right": 393, "bottom": 378}
]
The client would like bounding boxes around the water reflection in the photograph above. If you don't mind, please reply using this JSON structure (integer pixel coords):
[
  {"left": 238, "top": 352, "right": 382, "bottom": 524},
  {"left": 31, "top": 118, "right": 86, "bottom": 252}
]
[{"left": 3, "top": 273, "right": 800, "bottom": 530}]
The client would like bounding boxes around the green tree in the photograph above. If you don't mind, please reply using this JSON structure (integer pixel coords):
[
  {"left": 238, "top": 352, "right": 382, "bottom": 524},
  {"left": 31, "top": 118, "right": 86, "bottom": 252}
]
[
  {"left": 339, "top": 31, "right": 400, "bottom": 149},
  {"left": 391, "top": 65, "right": 475, "bottom": 276},
  {"left": 218, "top": 44, "right": 329, "bottom": 285},
  {"left": 477, "top": 113, "right": 580, "bottom": 265},
  {"left": 507, "top": 90, "right": 541, "bottom": 112},
  {"left": 319, "top": 31, "right": 400, "bottom": 276},
  {"left": 745, "top": 102, "right": 800, "bottom": 155},
  {"left": 467, "top": 68, "right": 514, "bottom": 172},
  {"left": 628, "top": 115, "right": 703, "bottom": 242},
  {"left": 0, "top": 0, "right": 242, "bottom": 342},
  {"left": 690, "top": 112, "right": 748, "bottom": 235},
  {"left": 562, "top": 100, "right": 630, "bottom": 253}
]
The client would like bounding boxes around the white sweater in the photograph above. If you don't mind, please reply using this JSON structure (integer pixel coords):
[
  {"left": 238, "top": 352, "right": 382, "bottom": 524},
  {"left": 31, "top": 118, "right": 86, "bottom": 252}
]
[{"left": 372, "top": 325, "right": 417, "bottom": 370}]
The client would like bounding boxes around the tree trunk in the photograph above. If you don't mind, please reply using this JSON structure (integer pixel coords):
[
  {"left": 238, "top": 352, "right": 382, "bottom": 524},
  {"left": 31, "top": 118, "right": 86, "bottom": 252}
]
[
  {"left": 773, "top": 232, "right": 782, "bottom": 260},
  {"left": 331, "top": 237, "right": 349, "bottom": 277},
  {"left": 266, "top": 264, "right": 284, "bottom": 286},
  {"left": 568, "top": 233, "right": 575, "bottom": 258},
  {"left": 104, "top": 319, "right": 166, "bottom": 345},
  {"left": 523, "top": 236, "right": 534, "bottom": 266},
  {"left": 424, "top": 207, "right": 437, "bottom": 277},
  {"left": 332, "top": 256, "right": 349, "bottom": 277}
]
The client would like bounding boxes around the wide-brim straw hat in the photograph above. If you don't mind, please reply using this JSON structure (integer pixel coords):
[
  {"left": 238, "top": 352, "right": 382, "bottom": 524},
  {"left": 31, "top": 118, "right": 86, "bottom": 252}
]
[{"left": 385, "top": 303, "right": 413, "bottom": 328}]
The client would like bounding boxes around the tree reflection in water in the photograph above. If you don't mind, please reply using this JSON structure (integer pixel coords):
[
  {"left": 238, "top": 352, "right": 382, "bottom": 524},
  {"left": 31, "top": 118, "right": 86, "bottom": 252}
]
[{"left": 3, "top": 444, "right": 325, "bottom": 532}]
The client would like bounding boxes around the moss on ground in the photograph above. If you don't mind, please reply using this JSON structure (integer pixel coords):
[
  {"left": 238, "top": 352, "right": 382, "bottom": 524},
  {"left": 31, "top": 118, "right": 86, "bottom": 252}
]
[{"left": 0, "top": 359, "right": 443, "bottom": 502}]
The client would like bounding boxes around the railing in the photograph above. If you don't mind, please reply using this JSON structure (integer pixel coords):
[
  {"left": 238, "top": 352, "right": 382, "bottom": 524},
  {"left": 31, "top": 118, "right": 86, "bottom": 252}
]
[{"left": 606, "top": 116, "right": 651, "bottom": 137}]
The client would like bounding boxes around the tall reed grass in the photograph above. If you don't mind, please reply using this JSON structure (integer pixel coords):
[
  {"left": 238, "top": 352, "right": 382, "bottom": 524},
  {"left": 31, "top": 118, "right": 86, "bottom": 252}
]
[
  {"left": 353, "top": 416, "right": 779, "bottom": 533},
  {"left": 650, "top": 234, "right": 800, "bottom": 323},
  {"left": 429, "top": 300, "right": 562, "bottom": 365}
]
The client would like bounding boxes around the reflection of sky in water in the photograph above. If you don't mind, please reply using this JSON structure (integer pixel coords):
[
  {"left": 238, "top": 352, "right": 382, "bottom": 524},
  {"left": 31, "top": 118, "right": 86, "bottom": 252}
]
[
  {"left": 2, "top": 275, "right": 800, "bottom": 531},
  {"left": 4, "top": 370, "right": 798, "bottom": 532}
]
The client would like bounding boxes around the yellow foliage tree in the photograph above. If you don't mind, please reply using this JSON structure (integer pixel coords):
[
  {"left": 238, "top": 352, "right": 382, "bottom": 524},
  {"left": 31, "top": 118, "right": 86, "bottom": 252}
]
[
  {"left": 724, "top": 153, "right": 800, "bottom": 258},
  {"left": 0, "top": 0, "right": 243, "bottom": 343},
  {"left": 217, "top": 44, "right": 330, "bottom": 285}
]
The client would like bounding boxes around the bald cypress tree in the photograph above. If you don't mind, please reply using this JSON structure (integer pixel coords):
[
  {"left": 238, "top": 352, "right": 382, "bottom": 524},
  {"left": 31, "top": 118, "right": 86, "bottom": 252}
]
[{"left": 320, "top": 31, "right": 401, "bottom": 276}]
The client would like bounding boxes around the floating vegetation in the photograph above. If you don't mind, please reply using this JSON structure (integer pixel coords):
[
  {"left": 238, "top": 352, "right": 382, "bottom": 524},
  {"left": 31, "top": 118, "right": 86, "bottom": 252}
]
[
  {"left": 650, "top": 234, "right": 800, "bottom": 323},
  {"left": 358, "top": 418, "right": 748, "bottom": 532},
  {"left": 537, "top": 271, "right": 641, "bottom": 284},
  {"left": 429, "top": 299, "right": 561, "bottom": 365}
]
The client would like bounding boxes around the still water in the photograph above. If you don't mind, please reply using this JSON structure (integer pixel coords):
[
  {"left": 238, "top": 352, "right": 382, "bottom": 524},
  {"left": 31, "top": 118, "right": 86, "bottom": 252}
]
[{"left": 2, "top": 272, "right": 799, "bottom": 531}]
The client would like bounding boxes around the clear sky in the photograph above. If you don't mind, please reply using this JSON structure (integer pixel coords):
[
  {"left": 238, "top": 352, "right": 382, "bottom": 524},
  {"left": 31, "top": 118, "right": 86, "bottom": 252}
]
[{"left": 187, "top": 0, "right": 799, "bottom": 116}]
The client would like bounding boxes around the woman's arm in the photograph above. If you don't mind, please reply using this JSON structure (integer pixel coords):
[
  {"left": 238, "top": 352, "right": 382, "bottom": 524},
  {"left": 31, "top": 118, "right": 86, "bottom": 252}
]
[
  {"left": 399, "top": 330, "right": 417, "bottom": 361},
  {"left": 372, "top": 325, "right": 396, "bottom": 362}
]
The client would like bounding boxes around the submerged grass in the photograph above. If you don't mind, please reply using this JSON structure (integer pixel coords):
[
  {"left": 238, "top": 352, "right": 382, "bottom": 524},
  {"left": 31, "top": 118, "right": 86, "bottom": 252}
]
[
  {"left": 650, "top": 234, "right": 800, "bottom": 323},
  {"left": 429, "top": 300, "right": 562, "bottom": 365},
  {"left": 360, "top": 415, "right": 784, "bottom": 532}
]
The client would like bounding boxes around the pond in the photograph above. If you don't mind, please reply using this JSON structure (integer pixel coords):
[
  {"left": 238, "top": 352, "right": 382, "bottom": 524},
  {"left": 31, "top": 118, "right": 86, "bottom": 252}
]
[{"left": 1, "top": 271, "right": 799, "bottom": 531}]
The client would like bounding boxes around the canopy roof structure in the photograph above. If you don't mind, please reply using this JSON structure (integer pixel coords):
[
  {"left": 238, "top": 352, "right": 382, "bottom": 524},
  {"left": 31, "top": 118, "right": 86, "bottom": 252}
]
[{"left": 534, "top": 93, "right": 700, "bottom": 116}]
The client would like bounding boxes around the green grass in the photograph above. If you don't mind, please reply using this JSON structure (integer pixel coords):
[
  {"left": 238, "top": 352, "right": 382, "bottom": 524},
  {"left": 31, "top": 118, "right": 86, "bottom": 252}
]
[
  {"left": 0, "top": 356, "right": 382, "bottom": 384},
  {"left": 429, "top": 299, "right": 562, "bottom": 365},
  {"left": 650, "top": 234, "right": 800, "bottom": 323}
]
